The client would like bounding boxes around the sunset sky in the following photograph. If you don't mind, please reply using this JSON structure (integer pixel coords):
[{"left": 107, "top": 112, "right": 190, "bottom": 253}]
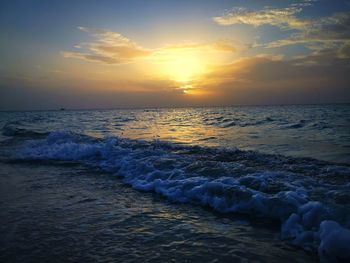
[{"left": 1, "top": 0, "right": 350, "bottom": 110}]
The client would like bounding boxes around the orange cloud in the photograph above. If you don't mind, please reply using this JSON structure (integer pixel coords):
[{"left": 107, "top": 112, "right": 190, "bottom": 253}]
[
  {"left": 61, "top": 27, "right": 152, "bottom": 64},
  {"left": 62, "top": 27, "right": 238, "bottom": 65}
]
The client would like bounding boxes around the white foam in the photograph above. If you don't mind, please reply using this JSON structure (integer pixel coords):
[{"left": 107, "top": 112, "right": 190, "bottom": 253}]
[
  {"left": 319, "top": 220, "right": 350, "bottom": 262},
  {"left": 14, "top": 131, "right": 350, "bottom": 261}
]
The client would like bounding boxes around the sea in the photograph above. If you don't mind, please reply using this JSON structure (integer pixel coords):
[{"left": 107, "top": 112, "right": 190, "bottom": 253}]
[{"left": 0, "top": 104, "right": 350, "bottom": 262}]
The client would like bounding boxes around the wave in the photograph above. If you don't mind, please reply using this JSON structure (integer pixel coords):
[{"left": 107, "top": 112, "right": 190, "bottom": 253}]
[
  {"left": 10, "top": 131, "right": 350, "bottom": 261},
  {"left": 203, "top": 116, "right": 276, "bottom": 128},
  {"left": 1, "top": 122, "right": 49, "bottom": 138},
  {"left": 283, "top": 119, "right": 308, "bottom": 129}
]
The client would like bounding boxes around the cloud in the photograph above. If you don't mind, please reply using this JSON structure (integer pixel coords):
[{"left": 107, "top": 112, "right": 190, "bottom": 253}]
[
  {"left": 213, "top": 5, "right": 309, "bottom": 30},
  {"left": 268, "top": 11, "right": 350, "bottom": 48},
  {"left": 0, "top": 75, "right": 192, "bottom": 110},
  {"left": 63, "top": 27, "right": 238, "bottom": 65},
  {"left": 192, "top": 53, "right": 350, "bottom": 105},
  {"left": 214, "top": 1, "right": 350, "bottom": 61},
  {"left": 62, "top": 27, "right": 152, "bottom": 64},
  {"left": 307, "top": 12, "right": 350, "bottom": 41},
  {"left": 339, "top": 42, "right": 350, "bottom": 58},
  {"left": 61, "top": 51, "right": 122, "bottom": 64},
  {"left": 3, "top": 50, "right": 350, "bottom": 110},
  {"left": 210, "top": 40, "right": 238, "bottom": 52},
  {"left": 160, "top": 40, "right": 237, "bottom": 53}
]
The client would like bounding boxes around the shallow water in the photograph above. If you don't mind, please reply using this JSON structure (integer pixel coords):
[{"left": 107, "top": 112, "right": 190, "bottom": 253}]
[
  {"left": 0, "top": 104, "right": 350, "bottom": 262},
  {"left": 0, "top": 163, "right": 317, "bottom": 262}
]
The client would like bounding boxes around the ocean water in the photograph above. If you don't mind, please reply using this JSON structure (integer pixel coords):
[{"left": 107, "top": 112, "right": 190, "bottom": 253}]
[{"left": 0, "top": 104, "right": 350, "bottom": 262}]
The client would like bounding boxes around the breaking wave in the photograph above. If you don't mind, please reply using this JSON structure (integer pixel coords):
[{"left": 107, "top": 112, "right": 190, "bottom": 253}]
[{"left": 10, "top": 130, "right": 350, "bottom": 262}]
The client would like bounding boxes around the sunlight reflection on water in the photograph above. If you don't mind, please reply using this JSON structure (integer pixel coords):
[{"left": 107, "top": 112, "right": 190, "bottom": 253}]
[{"left": 1, "top": 104, "right": 349, "bottom": 163}]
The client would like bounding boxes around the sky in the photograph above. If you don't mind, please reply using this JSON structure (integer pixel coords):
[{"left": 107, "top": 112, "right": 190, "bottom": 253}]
[{"left": 0, "top": 0, "right": 350, "bottom": 110}]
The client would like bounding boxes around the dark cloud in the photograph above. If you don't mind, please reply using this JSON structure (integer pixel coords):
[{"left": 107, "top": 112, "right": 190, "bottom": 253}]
[
  {"left": 194, "top": 54, "right": 350, "bottom": 105},
  {"left": 268, "top": 11, "right": 350, "bottom": 51}
]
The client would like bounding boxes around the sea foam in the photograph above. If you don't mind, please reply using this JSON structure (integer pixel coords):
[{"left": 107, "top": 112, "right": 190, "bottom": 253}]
[{"left": 13, "top": 131, "right": 350, "bottom": 261}]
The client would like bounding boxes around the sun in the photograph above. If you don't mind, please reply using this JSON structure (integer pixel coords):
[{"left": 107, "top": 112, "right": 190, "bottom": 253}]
[
  {"left": 160, "top": 54, "right": 205, "bottom": 83},
  {"left": 181, "top": 84, "right": 193, "bottom": 94},
  {"left": 147, "top": 43, "right": 232, "bottom": 95},
  {"left": 151, "top": 48, "right": 207, "bottom": 83}
]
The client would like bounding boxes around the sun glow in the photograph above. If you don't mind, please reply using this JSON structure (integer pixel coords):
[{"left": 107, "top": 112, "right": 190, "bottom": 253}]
[
  {"left": 151, "top": 48, "right": 208, "bottom": 83},
  {"left": 181, "top": 84, "right": 193, "bottom": 94},
  {"left": 160, "top": 55, "right": 205, "bottom": 83},
  {"left": 180, "top": 84, "right": 203, "bottom": 95},
  {"left": 143, "top": 42, "right": 235, "bottom": 96}
]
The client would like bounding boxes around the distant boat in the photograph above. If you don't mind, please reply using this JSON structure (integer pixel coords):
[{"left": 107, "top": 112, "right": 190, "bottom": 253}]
[{"left": 60, "top": 108, "right": 66, "bottom": 111}]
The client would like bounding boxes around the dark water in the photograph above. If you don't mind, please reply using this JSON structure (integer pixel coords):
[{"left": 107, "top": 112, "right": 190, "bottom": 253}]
[
  {"left": 0, "top": 105, "right": 350, "bottom": 262},
  {"left": 0, "top": 163, "right": 316, "bottom": 262}
]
